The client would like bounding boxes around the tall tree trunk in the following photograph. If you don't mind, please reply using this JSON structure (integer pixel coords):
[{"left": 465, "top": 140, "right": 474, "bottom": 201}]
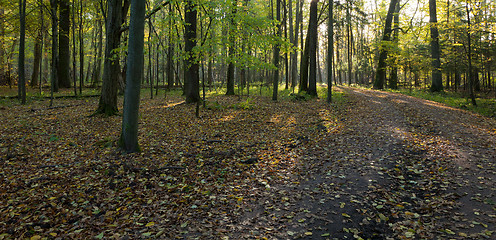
[
  {"left": 31, "top": 31, "right": 42, "bottom": 87},
  {"left": 346, "top": 1, "right": 352, "bottom": 85},
  {"left": 429, "top": 0, "right": 443, "bottom": 92},
  {"left": 289, "top": 0, "right": 297, "bottom": 89},
  {"left": 226, "top": 0, "right": 237, "bottom": 95},
  {"left": 58, "top": 0, "right": 71, "bottom": 88},
  {"left": 50, "top": 0, "right": 59, "bottom": 103},
  {"left": 327, "top": 0, "right": 333, "bottom": 103},
  {"left": 389, "top": 0, "right": 400, "bottom": 89},
  {"left": 272, "top": 0, "right": 281, "bottom": 100},
  {"left": 120, "top": 0, "right": 145, "bottom": 153},
  {"left": 95, "top": 0, "right": 128, "bottom": 115},
  {"left": 184, "top": 0, "right": 200, "bottom": 103},
  {"left": 466, "top": 3, "right": 476, "bottom": 105},
  {"left": 166, "top": 4, "right": 174, "bottom": 89},
  {"left": 373, "top": 0, "right": 398, "bottom": 89},
  {"left": 18, "top": 0, "right": 26, "bottom": 104},
  {"left": 79, "top": 0, "right": 84, "bottom": 94},
  {"left": 307, "top": 0, "right": 318, "bottom": 96}
]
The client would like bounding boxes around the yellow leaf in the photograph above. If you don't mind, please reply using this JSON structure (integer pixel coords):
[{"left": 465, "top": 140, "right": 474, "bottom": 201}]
[
  {"left": 49, "top": 233, "right": 57, "bottom": 237},
  {"left": 30, "top": 236, "right": 41, "bottom": 240},
  {"left": 145, "top": 222, "right": 155, "bottom": 227}
]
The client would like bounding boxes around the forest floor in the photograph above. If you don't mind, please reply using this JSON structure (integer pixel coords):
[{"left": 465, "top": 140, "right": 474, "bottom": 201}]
[{"left": 0, "top": 86, "right": 495, "bottom": 239}]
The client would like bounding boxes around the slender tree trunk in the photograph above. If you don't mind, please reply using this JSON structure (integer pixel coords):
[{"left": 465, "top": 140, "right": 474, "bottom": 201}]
[
  {"left": 184, "top": 0, "right": 200, "bottom": 103},
  {"left": 429, "top": 0, "right": 443, "bottom": 92},
  {"left": 72, "top": 0, "right": 77, "bottom": 95},
  {"left": 50, "top": 0, "right": 59, "bottom": 105},
  {"left": 18, "top": 0, "right": 26, "bottom": 104},
  {"left": 120, "top": 0, "right": 145, "bottom": 153},
  {"left": 346, "top": 1, "right": 352, "bottom": 85},
  {"left": 79, "top": 0, "right": 84, "bottom": 94},
  {"left": 272, "top": 0, "right": 281, "bottom": 100},
  {"left": 389, "top": 0, "right": 400, "bottom": 89},
  {"left": 373, "top": 0, "right": 398, "bottom": 89},
  {"left": 466, "top": 3, "right": 476, "bottom": 105},
  {"left": 327, "top": 0, "right": 333, "bottom": 103},
  {"left": 226, "top": 0, "right": 237, "bottom": 96}
]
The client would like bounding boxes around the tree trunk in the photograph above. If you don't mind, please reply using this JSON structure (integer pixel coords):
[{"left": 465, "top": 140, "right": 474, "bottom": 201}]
[
  {"left": 307, "top": 0, "right": 318, "bottom": 96},
  {"left": 226, "top": 0, "right": 237, "bottom": 96},
  {"left": 184, "top": 0, "right": 200, "bottom": 103},
  {"left": 58, "top": 0, "right": 71, "bottom": 88},
  {"left": 429, "top": 0, "right": 443, "bottom": 92},
  {"left": 389, "top": 0, "right": 400, "bottom": 89},
  {"left": 346, "top": 1, "right": 352, "bottom": 85},
  {"left": 50, "top": 0, "right": 59, "bottom": 103},
  {"left": 373, "top": 0, "right": 398, "bottom": 89},
  {"left": 18, "top": 0, "right": 26, "bottom": 104},
  {"left": 31, "top": 31, "right": 42, "bottom": 87},
  {"left": 272, "top": 0, "right": 281, "bottom": 100},
  {"left": 95, "top": 0, "right": 128, "bottom": 115},
  {"left": 120, "top": 0, "right": 145, "bottom": 153},
  {"left": 327, "top": 0, "right": 333, "bottom": 103},
  {"left": 466, "top": 3, "right": 476, "bottom": 106}
]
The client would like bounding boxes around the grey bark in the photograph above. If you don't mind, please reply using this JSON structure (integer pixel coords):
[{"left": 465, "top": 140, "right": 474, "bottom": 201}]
[
  {"left": 120, "top": 0, "right": 145, "bottom": 153},
  {"left": 429, "top": 0, "right": 443, "bottom": 92}
]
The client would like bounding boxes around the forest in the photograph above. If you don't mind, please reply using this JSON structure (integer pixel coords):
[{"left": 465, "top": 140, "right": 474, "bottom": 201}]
[{"left": 1, "top": 0, "right": 496, "bottom": 239}]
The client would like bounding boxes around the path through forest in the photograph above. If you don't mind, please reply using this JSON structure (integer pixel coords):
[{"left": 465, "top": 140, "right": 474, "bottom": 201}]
[{"left": 234, "top": 86, "right": 496, "bottom": 239}]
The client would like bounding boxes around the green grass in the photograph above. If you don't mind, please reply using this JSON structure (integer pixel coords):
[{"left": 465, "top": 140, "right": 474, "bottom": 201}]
[{"left": 386, "top": 88, "right": 496, "bottom": 118}]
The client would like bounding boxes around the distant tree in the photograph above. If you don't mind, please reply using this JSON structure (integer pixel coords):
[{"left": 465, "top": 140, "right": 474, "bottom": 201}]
[
  {"left": 429, "top": 0, "right": 442, "bottom": 92},
  {"left": 120, "top": 0, "right": 145, "bottom": 153},
  {"left": 373, "top": 0, "right": 399, "bottom": 89}
]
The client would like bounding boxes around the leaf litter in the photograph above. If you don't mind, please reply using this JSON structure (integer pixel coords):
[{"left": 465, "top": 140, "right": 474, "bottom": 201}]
[{"left": 0, "top": 86, "right": 495, "bottom": 239}]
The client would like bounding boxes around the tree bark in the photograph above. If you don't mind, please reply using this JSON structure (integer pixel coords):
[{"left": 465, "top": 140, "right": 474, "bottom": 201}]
[
  {"left": 327, "top": 0, "right": 334, "bottom": 103},
  {"left": 307, "top": 0, "right": 318, "bottom": 96},
  {"left": 120, "top": 0, "right": 145, "bottom": 153},
  {"left": 429, "top": 0, "right": 443, "bottom": 92},
  {"left": 373, "top": 0, "right": 398, "bottom": 89},
  {"left": 58, "top": 0, "right": 71, "bottom": 88},
  {"left": 389, "top": 0, "right": 400, "bottom": 89},
  {"left": 272, "top": 0, "right": 281, "bottom": 100},
  {"left": 95, "top": 0, "right": 128, "bottom": 115},
  {"left": 184, "top": 0, "right": 200, "bottom": 103},
  {"left": 31, "top": 31, "right": 42, "bottom": 87},
  {"left": 18, "top": 0, "right": 26, "bottom": 104},
  {"left": 50, "top": 0, "right": 59, "bottom": 102},
  {"left": 226, "top": 0, "right": 237, "bottom": 96}
]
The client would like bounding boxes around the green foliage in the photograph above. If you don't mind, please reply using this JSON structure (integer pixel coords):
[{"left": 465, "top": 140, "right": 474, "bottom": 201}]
[{"left": 231, "top": 97, "right": 254, "bottom": 109}]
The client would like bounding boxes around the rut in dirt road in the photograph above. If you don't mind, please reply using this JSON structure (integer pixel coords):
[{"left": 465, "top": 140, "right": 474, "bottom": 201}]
[{"left": 235, "top": 87, "right": 496, "bottom": 239}]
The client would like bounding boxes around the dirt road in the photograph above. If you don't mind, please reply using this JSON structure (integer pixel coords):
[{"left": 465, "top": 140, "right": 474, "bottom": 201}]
[{"left": 235, "top": 87, "right": 496, "bottom": 239}]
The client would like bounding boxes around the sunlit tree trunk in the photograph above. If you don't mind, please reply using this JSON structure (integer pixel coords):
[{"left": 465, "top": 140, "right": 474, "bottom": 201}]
[{"left": 120, "top": 0, "right": 145, "bottom": 153}]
